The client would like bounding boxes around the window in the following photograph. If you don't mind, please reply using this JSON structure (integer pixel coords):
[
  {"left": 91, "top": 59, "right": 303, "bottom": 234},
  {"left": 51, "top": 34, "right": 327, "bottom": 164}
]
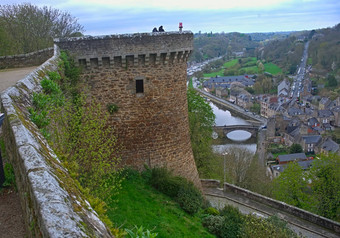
[{"left": 136, "top": 79, "right": 144, "bottom": 93}]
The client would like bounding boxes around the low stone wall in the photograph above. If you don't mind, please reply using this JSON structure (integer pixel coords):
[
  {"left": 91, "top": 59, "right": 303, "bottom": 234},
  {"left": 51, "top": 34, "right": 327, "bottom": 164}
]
[
  {"left": 201, "top": 179, "right": 340, "bottom": 234},
  {"left": 0, "top": 45, "right": 112, "bottom": 237},
  {"left": 0, "top": 48, "right": 53, "bottom": 69}
]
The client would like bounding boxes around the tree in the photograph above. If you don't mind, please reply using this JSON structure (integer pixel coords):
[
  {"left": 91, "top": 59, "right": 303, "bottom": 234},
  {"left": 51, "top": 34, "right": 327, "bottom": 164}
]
[
  {"left": 250, "top": 102, "right": 260, "bottom": 114},
  {"left": 289, "top": 144, "right": 303, "bottom": 154},
  {"left": 310, "top": 153, "right": 340, "bottom": 221},
  {"left": 326, "top": 74, "right": 338, "bottom": 87},
  {"left": 0, "top": 3, "right": 84, "bottom": 55},
  {"left": 273, "top": 162, "right": 316, "bottom": 210},
  {"left": 225, "top": 147, "right": 254, "bottom": 186},
  {"left": 187, "top": 88, "right": 215, "bottom": 169},
  {"left": 241, "top": 154, "right": 273, "bottom": 197}
]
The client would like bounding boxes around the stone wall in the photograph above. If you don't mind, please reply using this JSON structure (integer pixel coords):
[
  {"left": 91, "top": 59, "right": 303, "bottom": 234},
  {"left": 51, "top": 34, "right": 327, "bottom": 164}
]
[
  {"left": 0, "top": 46, "right": 111, "bottom": 237},
  {"left": 55, "top": 32, "right": 201, "bottom": 188},
  {"left": 0, "top": 48, "right": 54, "bottom": 69},
  {"left": 201, "top": 179, "right": 340, "bottom": 234}
]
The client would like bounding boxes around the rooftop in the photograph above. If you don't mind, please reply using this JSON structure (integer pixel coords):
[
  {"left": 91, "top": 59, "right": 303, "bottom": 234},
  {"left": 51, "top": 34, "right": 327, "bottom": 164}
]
[{"left": 277, "top": 153, "right": 307, "bottom": 162}]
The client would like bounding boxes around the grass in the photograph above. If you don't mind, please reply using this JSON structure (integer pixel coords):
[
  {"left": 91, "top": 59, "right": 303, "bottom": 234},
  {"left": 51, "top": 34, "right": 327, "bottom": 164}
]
[
  {"left": 264, "top": 63, "right": 282, "bottom": 75},
  {"left": 223, "top": 59, "right": 238, "bottom": 68},
  {"left": 203, "top": 57, "right": 282, "bottom": 78},
  {"left": 107, "top": 170, "right": 214, "bottom": 238}
]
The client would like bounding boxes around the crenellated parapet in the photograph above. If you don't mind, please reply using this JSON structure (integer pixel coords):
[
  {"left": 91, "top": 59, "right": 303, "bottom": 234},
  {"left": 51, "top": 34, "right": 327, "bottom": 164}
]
[{"left": 54, "top": 31, "right": 193, "bottom": 69}]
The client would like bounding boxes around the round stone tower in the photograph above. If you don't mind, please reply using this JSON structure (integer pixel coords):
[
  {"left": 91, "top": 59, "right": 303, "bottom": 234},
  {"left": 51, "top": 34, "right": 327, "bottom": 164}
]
[{"left": 55, "top": 32, "right": 201, "bottom": 187}]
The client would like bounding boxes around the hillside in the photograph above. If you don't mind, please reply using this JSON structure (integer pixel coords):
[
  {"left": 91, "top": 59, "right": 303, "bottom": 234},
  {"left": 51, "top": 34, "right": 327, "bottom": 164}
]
[
  {"left": 108, "top": 170, "right": 214, "bottom": 238},
  {"left": 190, "top": 32, "right": 259, "bottom": 62},
  {"left": 256, "top": 35, "right": 305, "bottom": 74},
  {"left": 308, "top": 23, "right": 340, "bottom": 76}
]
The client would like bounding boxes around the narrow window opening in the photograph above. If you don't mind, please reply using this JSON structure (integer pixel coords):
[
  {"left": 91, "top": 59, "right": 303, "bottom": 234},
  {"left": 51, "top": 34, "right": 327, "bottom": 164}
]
[{"left": 136, "top": 79, "right": 144, "bottom": 93}]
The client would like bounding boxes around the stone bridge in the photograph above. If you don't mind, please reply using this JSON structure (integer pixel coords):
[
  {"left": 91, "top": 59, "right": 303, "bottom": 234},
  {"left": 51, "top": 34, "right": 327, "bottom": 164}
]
[{"left": 213, "top": 125, "right": 260, "bottom": 138}]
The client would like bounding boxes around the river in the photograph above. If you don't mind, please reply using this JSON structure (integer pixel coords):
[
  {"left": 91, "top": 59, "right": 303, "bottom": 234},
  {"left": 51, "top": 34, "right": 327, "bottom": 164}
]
[{"left": 210, "top": 102, "right": 257, "bottom": 154}]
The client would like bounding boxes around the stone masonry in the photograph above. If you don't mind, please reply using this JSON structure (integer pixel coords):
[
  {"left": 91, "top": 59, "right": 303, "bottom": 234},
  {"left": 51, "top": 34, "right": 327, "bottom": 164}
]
[
  {"left": 0, "top": 48, "right": 53, "bottom": 69},
  {"left": 55, "top": 32, "right": 201, "bottom": 187},
  {"left": 1, "top": 46, "right": 111, "bottom": 237}
]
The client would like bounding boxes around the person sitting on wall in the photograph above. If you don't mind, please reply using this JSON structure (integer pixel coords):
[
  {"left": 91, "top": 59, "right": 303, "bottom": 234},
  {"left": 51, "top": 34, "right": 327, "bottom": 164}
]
[
  {"left": 158, "top": 26, "right": 164, "bottom": 32},
  {"left": 152, "top": 27, "right": 158, "bottom": 32}
]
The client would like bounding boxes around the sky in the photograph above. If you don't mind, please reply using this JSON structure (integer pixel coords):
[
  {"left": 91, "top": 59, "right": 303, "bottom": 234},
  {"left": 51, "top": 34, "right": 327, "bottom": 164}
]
[{"left": 1, "top": 0, "right": 340, "bottom": 35}]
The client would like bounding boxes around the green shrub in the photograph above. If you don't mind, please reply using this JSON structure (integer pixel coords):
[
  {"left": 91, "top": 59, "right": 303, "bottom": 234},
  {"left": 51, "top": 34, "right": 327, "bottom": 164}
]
[
  {"left": 32, "top": 93, "right": 50, "bottom": 110},
  {"left": 266, "top": 215, "right": 297, "bottom": 237},
  {"left": 48, "top": 71, "right": 61, "bottom": 82},
  {"left": 28, "top": 108, "right": 50, "bottom": 129},
  {"left": 176, "top": 182, "right": 203, "bottom": 215},
  {"left": 148, "top": 167, "right": 204, "bottom": 215},
  {"left": 202, "top": 215, "right": 223, "bottom": 236},
  {"left": 149, "top": 167, "right": 185, "bottom": 198},
  {"left": 3, "top": 163, "right": 16, "bottom": 187},
  {"left": 219, "top": 205, "right": 244, "bottom": 238},
  {"left": 204, "top": 207, "right": 220, "bottom": 216},
  {"left": 60, "top": 51, "right": 81, "bottom": 85},
  {"left": 107, "top": 103, "right": 119, "bottom": 114},
  {"left": 41, "top": 78, "right": 62, "bottom": 95},
  {"left": 125, "top": 226, "right": 158, "bottom": 238}
]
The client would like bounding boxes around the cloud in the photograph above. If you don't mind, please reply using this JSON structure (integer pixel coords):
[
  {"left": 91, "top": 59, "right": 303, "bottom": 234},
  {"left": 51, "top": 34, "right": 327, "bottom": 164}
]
[{"left": 60, "top": 0, "right": 294, "bottom": 11}]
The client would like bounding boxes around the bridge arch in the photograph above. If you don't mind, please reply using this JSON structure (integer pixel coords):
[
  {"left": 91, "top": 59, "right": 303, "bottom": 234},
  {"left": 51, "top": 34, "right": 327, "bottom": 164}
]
[{"left": 213, "top": 125, "right": 259, "bottom": 138}]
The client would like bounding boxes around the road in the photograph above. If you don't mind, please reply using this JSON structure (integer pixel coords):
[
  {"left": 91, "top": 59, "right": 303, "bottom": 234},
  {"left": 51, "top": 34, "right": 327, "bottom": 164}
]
[
  {"left": 205, "top": 189, "right": 340, "bottom": 238},
  {"left": 0, "top": 67, "right": 37, "bottom": 93},
  {"left": 290, "top": 41, "right": 310, "bottom": 105}
]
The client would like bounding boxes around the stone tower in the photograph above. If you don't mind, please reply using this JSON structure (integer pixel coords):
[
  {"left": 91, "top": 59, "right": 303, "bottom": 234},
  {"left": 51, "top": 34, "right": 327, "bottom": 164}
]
[{"left": 55, "top": 32, "right": 201, "bottom": 187}]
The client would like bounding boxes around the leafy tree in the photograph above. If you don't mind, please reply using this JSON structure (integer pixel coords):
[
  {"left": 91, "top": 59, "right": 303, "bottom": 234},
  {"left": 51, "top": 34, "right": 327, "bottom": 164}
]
[
  {"left": 273, "top": 162, "right": 316, "bottom": 210},
  {"left": 310, "top": 153, "right": 340, "bottom": 221},
  {"left": 187, "top": 88, "right": 215, "bottom": 170},
  {"left": 250, "top": 102, "right": 260, "bottom": 114},
  {"left": 326, "top": 74, "right": 338, "bottom": 87},
  {"left": 0, "top": 3, "right": 84, "bottom": 55},
  {"left": 245, "top": 87, "right": 254, "bottom": 94},
  {"left": 289, "top": 144, "right": 303, "bottom": 154}
]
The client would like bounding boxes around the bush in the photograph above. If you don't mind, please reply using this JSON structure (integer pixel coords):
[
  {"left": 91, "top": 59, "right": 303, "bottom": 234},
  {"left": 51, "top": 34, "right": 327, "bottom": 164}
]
[
  {"left": 48, "top": 71, "right": 61, "bottom": 82},
  {"left": 41, "top": 78, "right": 62, "bottom": 95},
  {"left": 219, "top": 205, "right": 244, "bottom": 238},
  {"left": 148, "top": 167, "right": 203, "bottom": 215},
  {"left": 202, "top": 215, "right": 224, "bottom": 236},
  {"left": 204, "top": 207, "right": 220, "bottom": 216},
  {"left": 176, "top": 182, "right": 203, "bottom": 215},
  {"left": 3, "top": 163, "right": 16, "bottom": 187},
  {"left": 149, "top": 167, "right": 185, "bottom": 198},
  {"left": 28, "top": 108, "right": 50, "bottom": 129}
]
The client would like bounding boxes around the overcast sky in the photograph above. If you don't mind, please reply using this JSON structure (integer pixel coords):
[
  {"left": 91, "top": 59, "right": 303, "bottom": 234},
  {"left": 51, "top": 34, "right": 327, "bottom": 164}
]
[{"left": 2, "top": 0, "right": 340, "bottom": 35}]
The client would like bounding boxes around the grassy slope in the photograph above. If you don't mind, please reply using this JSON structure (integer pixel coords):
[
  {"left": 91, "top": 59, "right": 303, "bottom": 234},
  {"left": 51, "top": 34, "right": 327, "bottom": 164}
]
[
  {"left": 264, "top": 62, "right": 282, "bottom": 75},
  {"left": 108, "top": 172, "right": 214, "bottom": 238},
  {"left": 203, "top": 58, "right": 282, "bottom": 78}
]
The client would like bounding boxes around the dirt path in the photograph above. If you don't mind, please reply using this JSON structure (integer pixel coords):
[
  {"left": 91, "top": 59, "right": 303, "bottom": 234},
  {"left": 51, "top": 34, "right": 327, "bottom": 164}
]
[
  {"left": 0, "top": 66, "right": 37, "bottom": 93},
  {"left": 0, "top": 67, "right": 34, "bottom": 237},
  {"left": 0, "top": 188, "right": 26, "bottom": 238}
]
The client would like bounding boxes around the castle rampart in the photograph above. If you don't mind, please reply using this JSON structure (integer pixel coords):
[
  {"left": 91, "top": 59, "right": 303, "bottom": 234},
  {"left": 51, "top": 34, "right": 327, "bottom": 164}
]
[
  {"left": 0, "top": 46, "right": 111, "bottom": 237},
  {"left": 0, "top": 47, "right": 53, "bottom": 69},
  {"left": 55, "top": 32, "right": 201, "bottom": 187}
]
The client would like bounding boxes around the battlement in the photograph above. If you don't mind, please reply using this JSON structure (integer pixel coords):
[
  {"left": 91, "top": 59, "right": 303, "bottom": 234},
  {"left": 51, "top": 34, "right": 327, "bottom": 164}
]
[{"left": 54, "top": 31, "right": 193, "bottom": 68}]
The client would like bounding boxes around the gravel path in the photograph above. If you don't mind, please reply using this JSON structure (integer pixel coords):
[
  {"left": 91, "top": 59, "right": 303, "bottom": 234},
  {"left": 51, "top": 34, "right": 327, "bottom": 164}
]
[{"left": 0, "top": 66, "right": 37, "bottom": 93}]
